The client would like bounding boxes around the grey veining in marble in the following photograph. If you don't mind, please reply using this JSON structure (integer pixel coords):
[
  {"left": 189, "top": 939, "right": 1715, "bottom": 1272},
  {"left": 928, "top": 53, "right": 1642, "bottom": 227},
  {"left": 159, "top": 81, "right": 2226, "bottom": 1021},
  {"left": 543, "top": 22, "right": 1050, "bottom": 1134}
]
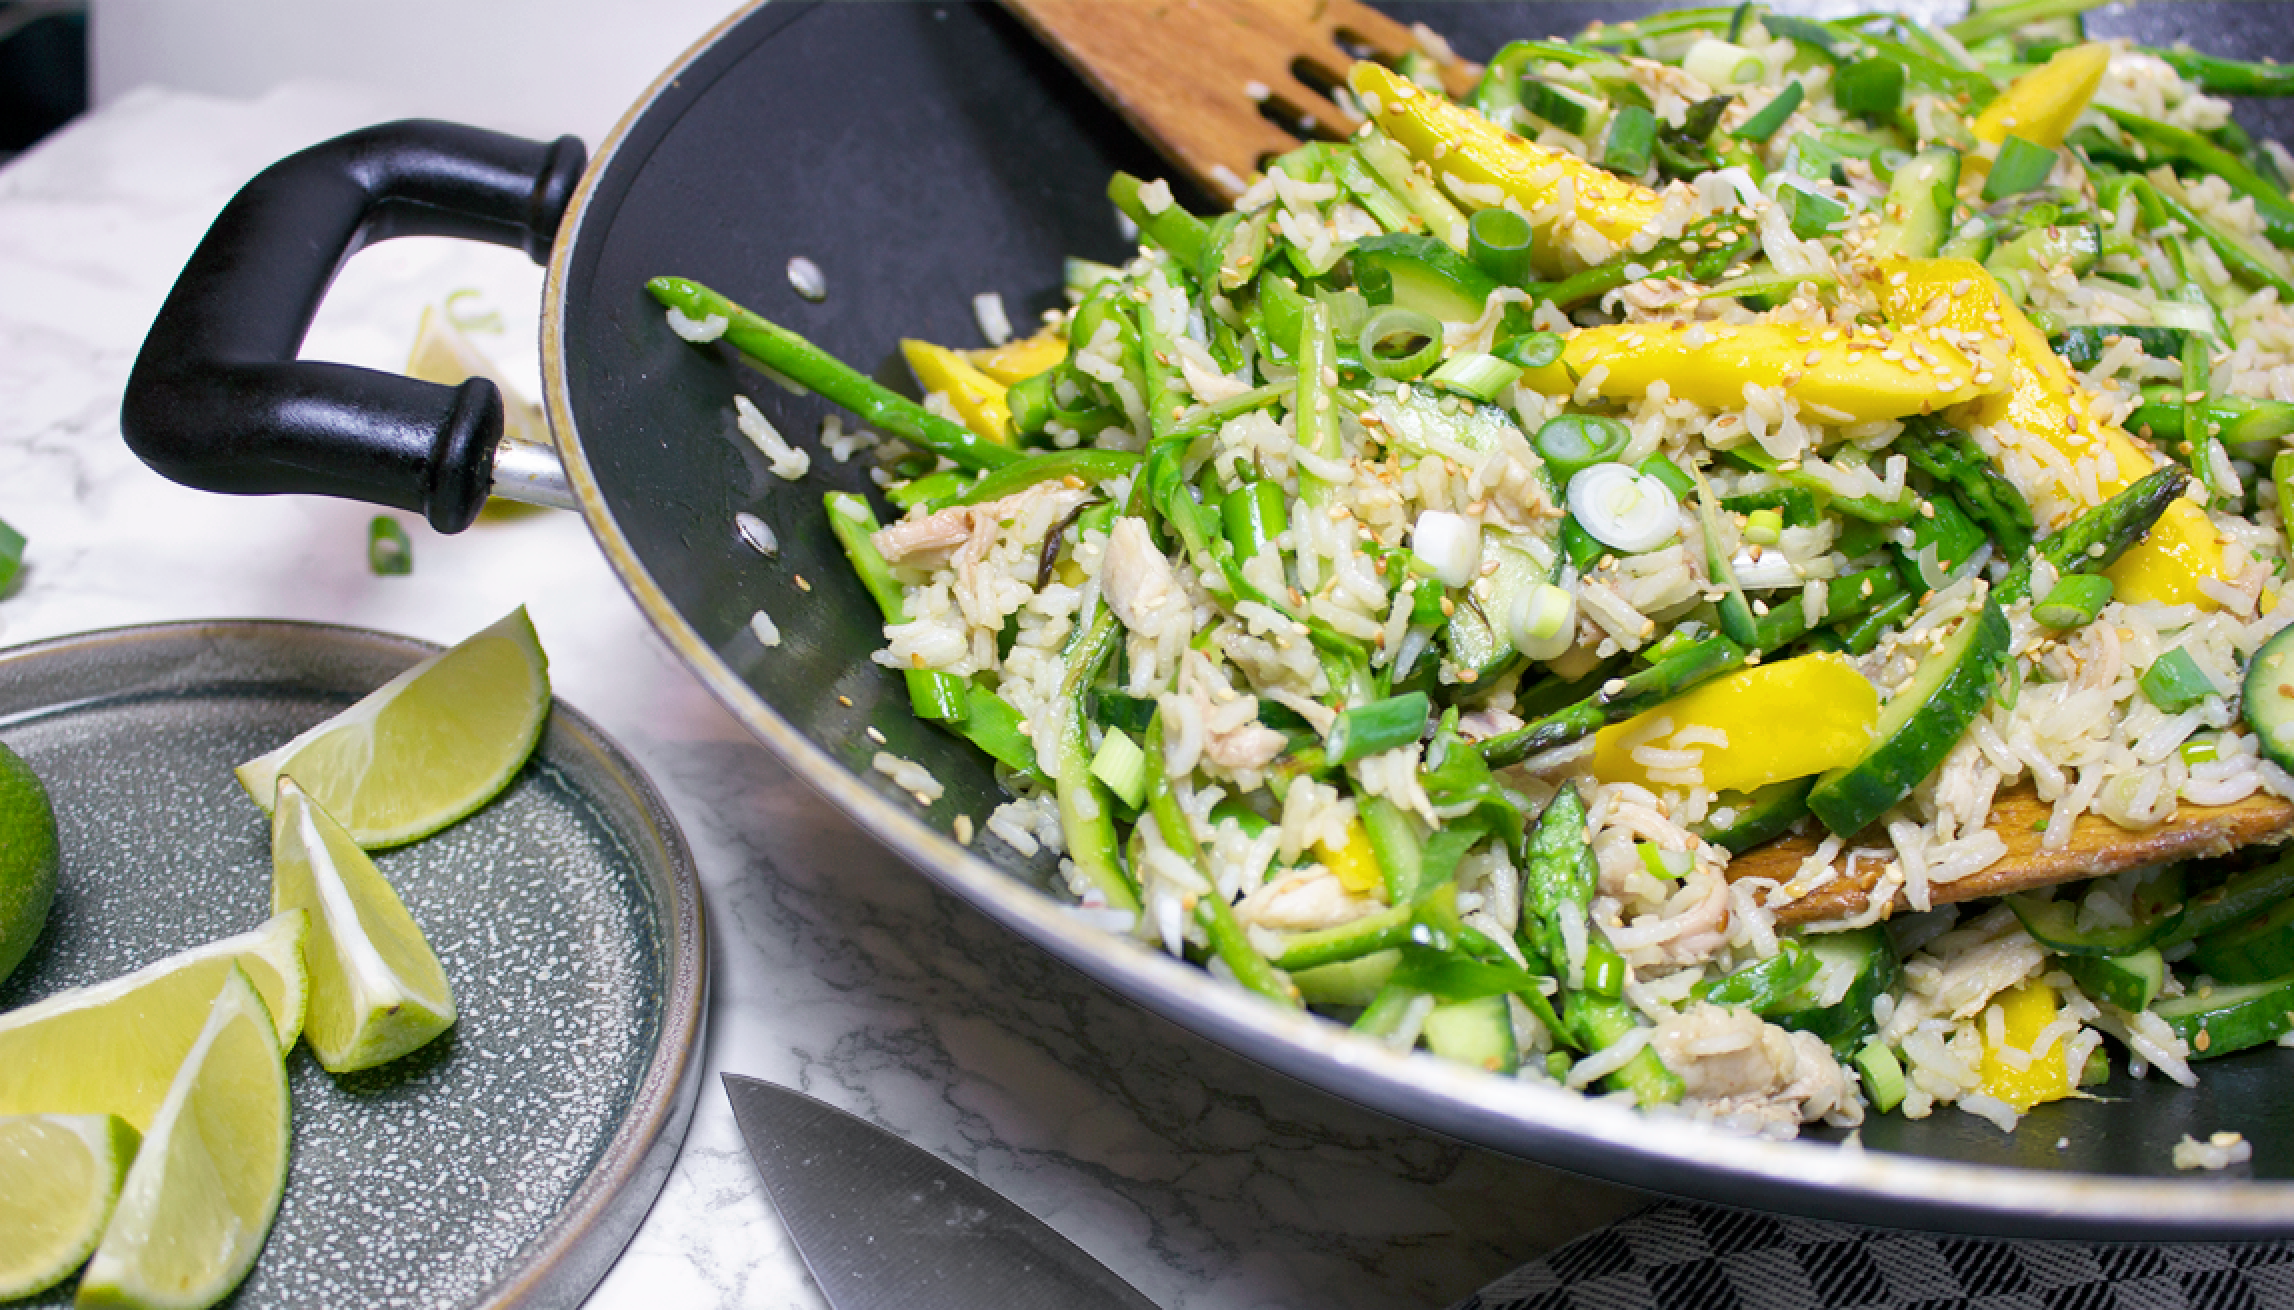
[{"left": 0, "top": 77, "right": 1650, "bottom": 1310}]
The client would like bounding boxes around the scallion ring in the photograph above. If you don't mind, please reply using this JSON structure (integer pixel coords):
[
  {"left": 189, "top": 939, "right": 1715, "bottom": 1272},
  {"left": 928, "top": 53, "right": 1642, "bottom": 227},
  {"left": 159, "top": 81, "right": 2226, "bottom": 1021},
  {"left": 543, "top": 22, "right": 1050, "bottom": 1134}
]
[
  {"left": 1509, "top": 581, "right": 1579, "bottom": 661},
  {"left": 1468, "top": 206, "right": 1535, "bottom": 288},
  {"left": 1567, "top": 463, "right": 1680, "bottom": 554},
  {"left": 1534, "top": 413, "right": 1631, "bottom": 481},
  {"left": 1357, "top": 306, "right": 1443, "bottom": 381}
]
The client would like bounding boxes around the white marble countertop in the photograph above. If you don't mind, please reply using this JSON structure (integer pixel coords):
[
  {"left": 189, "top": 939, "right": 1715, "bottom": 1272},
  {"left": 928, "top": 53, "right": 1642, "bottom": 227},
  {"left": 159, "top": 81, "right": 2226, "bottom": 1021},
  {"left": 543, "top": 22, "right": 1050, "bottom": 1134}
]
[{"left": 0, "top": 77, "right": 1652, "bottom": 1310}]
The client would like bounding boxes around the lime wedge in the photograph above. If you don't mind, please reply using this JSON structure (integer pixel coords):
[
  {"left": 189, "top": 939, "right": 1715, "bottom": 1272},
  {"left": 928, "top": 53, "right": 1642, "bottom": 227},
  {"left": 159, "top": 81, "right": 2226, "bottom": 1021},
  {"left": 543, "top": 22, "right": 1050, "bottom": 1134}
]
[
  {"left": 76, "top": 967, "right": 290, "bottom": 1310},
  {"left": 235, "top": 607, "right": 551, "bottom": 848},
  {"left": 0, "top": 912, "right": 307, "bottom": 1131},
  {"left": 405, "top": 302, "right": 548, "bottom": 449},
  {"left": 272, "top": 777, "right": 456, "bottom": 1072},
  {"left": 0, "top": 1113, "right": 139, "bottom": 1300},
  {"left": 0, "top": 738, "right": 58, "bottom": 986}
]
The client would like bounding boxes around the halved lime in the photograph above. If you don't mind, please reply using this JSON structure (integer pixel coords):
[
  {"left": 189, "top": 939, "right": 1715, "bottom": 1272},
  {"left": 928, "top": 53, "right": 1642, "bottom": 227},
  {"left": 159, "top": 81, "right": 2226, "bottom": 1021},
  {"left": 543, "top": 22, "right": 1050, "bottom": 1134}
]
[
  {"left": 272, "top": 776, "right": 456, "bottom": 1072},
  {"left": 235, "top": 607, "right": 550, "bottom": 848},
  {"left": 0, "top": 1113, "right": 139, "bottom": 1300},
  {"left": 0, "top": 737, "right": 58, "bottom": 986},
  {"left": 0, "top": 911, "right": 307, "bottom": 1131},
  {"left": 76, "top": 967, "right": 290, "bottom": 1310}
]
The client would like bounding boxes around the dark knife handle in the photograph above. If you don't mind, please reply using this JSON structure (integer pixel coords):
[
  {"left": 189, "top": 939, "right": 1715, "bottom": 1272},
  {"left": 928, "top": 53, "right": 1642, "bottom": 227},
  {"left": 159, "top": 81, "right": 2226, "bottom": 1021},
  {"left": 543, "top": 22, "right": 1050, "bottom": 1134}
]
[{"left": 121, "top": 121, "right": 586, "bottom": 534}]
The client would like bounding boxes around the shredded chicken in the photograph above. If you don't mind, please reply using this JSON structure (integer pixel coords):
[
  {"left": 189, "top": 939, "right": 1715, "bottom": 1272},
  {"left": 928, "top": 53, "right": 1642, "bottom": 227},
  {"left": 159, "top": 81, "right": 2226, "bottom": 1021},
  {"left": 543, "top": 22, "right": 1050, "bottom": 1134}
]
[
  {"left": 1652, "top": 1003, "right": 1859, "bottom": 1135},
  {"left": 1102, "top": 515, "right": 1186, "bottom": 638},
  {"left": 1235, "top": 867, "right": 1380, "bottom": 932}
]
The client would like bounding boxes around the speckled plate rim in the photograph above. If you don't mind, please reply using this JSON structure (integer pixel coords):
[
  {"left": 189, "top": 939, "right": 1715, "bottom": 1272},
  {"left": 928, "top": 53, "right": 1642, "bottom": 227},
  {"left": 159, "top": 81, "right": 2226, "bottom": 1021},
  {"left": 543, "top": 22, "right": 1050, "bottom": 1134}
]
[
  {"left": 537, "top": 1, "right": 2294, "bottom": 1239},
  {"left": 0, "top": 619, "right": 709, "bottom": 1309}
]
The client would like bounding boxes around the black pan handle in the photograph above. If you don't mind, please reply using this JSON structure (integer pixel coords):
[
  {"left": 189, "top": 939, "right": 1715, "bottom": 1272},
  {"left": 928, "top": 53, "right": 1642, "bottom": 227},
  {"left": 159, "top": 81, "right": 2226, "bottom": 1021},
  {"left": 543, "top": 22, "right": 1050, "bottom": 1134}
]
[{"left": 122, "top": 121, "right": 587, "bottom": 534}]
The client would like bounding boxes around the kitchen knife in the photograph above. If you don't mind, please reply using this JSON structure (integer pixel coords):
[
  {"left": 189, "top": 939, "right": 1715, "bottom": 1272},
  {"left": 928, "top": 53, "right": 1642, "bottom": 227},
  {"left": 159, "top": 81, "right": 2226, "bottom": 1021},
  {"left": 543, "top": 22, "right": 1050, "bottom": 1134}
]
[{"left": 723, "top": 1074, "right": 1159, "bottom": 1310}]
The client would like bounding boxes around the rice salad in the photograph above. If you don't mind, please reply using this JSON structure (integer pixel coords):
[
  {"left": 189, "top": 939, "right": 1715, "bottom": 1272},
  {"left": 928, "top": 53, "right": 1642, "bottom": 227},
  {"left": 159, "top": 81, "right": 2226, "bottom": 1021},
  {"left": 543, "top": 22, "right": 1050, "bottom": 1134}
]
[{"left": 651, "top": 2, "right": 2294, "bottom": 1141}]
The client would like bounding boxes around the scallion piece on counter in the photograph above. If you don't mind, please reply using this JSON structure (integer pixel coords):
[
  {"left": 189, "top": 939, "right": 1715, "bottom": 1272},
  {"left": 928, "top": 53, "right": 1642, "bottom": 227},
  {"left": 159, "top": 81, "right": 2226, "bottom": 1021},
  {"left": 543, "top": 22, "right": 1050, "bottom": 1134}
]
[
  {"left": 1733, "top": 81, "right": 1804, "bottom": 142},
  {"left": 0, "top": 516, "right": 24, "bottom": 592},
  {"left": 1467, "top": 207, "right": 1536, "bottom": 287},
  {"left": 1328, "top": 691, "right": 1432, "bottom": 765},
  {"left": 2033, "top": 573, "right": 2113, "bottom": 630},
  {"left": 1426, "top": 351, "right": 1524, "bottom": 402},
  {"left": 368, "top": 516, "right": 412, "bottom": 576},
  {"left": 1984, "top": 135, "right": 2059, "bottom": 201},
  {"left": 2140, "top": 646, "right": 2220, "bottom": 713},
  {"left": 1601, "top": 105, "right": 1658, "bottom": 178}
]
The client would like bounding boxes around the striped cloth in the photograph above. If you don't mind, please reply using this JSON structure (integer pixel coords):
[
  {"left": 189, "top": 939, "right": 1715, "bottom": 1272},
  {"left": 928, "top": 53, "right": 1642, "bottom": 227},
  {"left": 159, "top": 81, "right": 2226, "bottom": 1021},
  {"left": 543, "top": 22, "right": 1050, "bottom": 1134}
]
[{"left": 1461, "top": 1201, "right": 2294, "bottom": 1309}]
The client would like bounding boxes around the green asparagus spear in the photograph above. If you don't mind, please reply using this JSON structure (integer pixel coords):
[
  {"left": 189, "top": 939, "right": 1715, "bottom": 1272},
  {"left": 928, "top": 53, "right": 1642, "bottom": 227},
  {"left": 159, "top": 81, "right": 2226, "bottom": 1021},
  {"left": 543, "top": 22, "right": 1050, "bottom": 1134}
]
[
  {"left": 648, "top": 277, "right": 1019, "bottom": 472},
  {"left": 1994, "top": 464, "right": 2192, "bottom": 605},
  {"left": 824, "top": 493, "right": 967, "bottom": 723},
  {"left": 1144, "top": 714, "right": 1300, "bottom": 1008}
]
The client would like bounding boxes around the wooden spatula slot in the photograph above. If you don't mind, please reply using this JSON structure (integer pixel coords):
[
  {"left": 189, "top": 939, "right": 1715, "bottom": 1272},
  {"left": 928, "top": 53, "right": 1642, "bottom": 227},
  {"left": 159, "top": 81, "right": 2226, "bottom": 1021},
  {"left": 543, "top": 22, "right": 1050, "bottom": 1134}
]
[{"left": 1001, "top": 0, "right": 1478, "bottom": 201}]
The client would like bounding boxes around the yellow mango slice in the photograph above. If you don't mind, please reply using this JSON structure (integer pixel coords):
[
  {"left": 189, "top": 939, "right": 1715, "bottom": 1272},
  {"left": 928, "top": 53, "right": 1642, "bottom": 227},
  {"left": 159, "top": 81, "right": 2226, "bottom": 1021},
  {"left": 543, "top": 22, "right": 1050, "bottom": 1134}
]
[
  {"left": 1592, "top": 653, "right": 1879, "bottom": 795},
  {"left": 1317, "top": 818, "right": 1383, "bottom": 896},
  {"left": 1876, "top": 259, "right": 2230, "bottom": 607},
  {"left": 1349, "top": 61, "right": 1663, "bottom": 273},
  {"left": 1973, "top": 43, "right": 2112, "bottom": 150},
  {"left": 1518, "top": 321, "right": 2008, "bottom": 422},
  {"left": 901, "top": 339, "right": 1012, "bottom": 445},
  {"left": 966, "top": 329, "right": 1066, "bottom": 386},
  {"left": 1977, "top": 980, "right": 2078, "bottom": 1111}
]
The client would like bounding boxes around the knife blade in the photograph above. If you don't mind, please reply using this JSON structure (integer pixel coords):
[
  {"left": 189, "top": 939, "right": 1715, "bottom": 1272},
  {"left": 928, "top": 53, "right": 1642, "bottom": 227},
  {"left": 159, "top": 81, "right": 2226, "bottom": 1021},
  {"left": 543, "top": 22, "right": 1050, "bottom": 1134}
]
[{"left": 723, "top": 1074, "right": 1159, "bottom": 1310}]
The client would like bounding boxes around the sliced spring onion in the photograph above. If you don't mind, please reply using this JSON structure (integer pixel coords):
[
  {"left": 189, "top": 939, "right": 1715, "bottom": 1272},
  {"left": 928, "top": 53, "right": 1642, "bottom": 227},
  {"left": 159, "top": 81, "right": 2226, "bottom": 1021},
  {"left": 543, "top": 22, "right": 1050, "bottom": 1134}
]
[
  {"left": 1412, "top": 510, "right": 1483, "bottom": 588},
  {"left": 2033, "top": 573, "right": 2114, "bottom": 630},
  {"left": 1064, "top": 257, "right": 1122, "bottom": 295},
  {"left": 1682, "top": 37, "right": 1764, "bottom": 87},
  {"left": 1560, "top": 517, "right": 1606, "bottom": 572},
  {"left": 1743, "top": 508, "right": 1783, "bottom": 544},
  {"left": 1636, "top": 452, "right": 1696, "bottom": 497},
  {"left": 1568, "top": 463, "right": 1680, "bottom": 554},
  {"left": 1535, "top": 413, "right": 1631, "bottom": 481},
  {"left": 1779, "top": 183, "right": 1847, "bottom": 239},
  {"left": 1833, "top": 55, "right": 1906, "bottom": 116},
  {"left": 1467, "top": 207, "right": 1536, "bottom": 288},
  {"left": 1358, "top": 306, "right": 1444, "bottom": 380},
  {"left": 2274, "top": 450, "right": 2294, "bottom": 530},
  {"left": 1602, "top": 105, "right": 1658, "bottom": 177},
  {"left": 1090, "top": 727, "right": 1148, "bottom": 809},
  {"left": 1733, "top": 80, "right": 1804, "bottom": 143},
  {"left": 1329, "top": 692, "right": 1433, "bottom": 765},
  {"left": 1983, "top": 134, "right": 2059, "bottom": 201},
  {"left": 368, "top": 516, "right": 412, "bottom": 576},
  {"left": 1637, "top": 843, "right": 1693, "bottom": 879},
  {"left": 1427, "top": 351, "right": 1525, "bottom": 402},
  {"left": 1496, "top": 331, "right": 1565, "bottom": 370},
  {"left": 1509, "top": 582, "right": 1579, "bottom": 661},
  {"left": 2140, "top": 646, "right": 2220, "bottom": 713},
  {"left": 2183, "top": 735, "right": 2221, "bottom": 765}
]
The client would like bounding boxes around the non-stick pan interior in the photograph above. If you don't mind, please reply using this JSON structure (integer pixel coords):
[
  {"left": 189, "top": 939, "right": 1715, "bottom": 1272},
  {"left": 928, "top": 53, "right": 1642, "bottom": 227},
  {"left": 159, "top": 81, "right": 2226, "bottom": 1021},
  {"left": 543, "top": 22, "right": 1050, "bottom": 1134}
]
[{"left": 554, "top": 0, "right": 2294, "bottom": 1223}]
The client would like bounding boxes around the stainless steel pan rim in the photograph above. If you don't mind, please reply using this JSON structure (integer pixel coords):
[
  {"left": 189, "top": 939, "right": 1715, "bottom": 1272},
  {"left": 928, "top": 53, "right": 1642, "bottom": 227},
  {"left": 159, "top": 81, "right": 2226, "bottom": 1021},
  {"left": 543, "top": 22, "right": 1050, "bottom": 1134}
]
[{"left": 538, "top": 0, "right": 2294, "bottom": 1236}]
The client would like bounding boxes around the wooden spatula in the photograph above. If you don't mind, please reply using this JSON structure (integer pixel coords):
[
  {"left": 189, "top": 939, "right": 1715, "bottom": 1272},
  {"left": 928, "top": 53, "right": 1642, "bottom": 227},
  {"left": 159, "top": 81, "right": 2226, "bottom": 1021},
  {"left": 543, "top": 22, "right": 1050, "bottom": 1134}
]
[
  {"left": 1732, "top": 785, "right": 2294, "bottom": 926},
  {"left": 1000, "top": 0, "right": 1479, "bottom": 202}
]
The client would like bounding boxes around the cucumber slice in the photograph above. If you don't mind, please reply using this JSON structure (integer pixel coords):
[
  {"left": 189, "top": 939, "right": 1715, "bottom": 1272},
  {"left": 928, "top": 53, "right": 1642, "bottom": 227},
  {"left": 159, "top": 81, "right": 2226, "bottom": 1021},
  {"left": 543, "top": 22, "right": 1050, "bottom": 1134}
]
[
  {"left": 1869, "top": 147, "right": 1959, "bottom": 259},
  {"left": 1566, "top": 994, "right": 1684, "bottom": 1105},
  {"left": 2243, "top": 622, "right": 2294, "bottom": 770},
  {"left": 2193, "top": 897, "right": 2294, "bottom": 985},
  {"left": 1351, "top": 235, "right": 1500, "bottom": 324},
  {"left": 2062, "top": 949, "right": 2165, "bottom": 1012},
  {"left": 2050, "top": 324, "right": 2197, "bottom": 370},
  {"left": 2161, "top": 854, "right": 2294, "bottom": 949},
  {"left": 1769, "top": 927, "right": 1899, "bottom": 1052},
  {"left": 1808, "top": 602, "right": 2009, "bottom": 837},
  {"left": 1444, "top": 535, "right": 1549, "bottom": 683},
  {"left": 2007, "top": 891, "right": 2176, "bottom": 957},
  {"left": 2153, "top": 974, "right": 2294, "bottom": 1059},
  {"left": 1423, "top": 994, "right": 1520, "bottom": 1073},
  {"left": 1291, "top": 950, "right": 1401, "bottom": 1008},
  {"left": 1854, "top": 1042, "right": 1907, "bottom": 1114},
  {"left": 1694, "top": 778, "right": 1816, "bottom": 855}
]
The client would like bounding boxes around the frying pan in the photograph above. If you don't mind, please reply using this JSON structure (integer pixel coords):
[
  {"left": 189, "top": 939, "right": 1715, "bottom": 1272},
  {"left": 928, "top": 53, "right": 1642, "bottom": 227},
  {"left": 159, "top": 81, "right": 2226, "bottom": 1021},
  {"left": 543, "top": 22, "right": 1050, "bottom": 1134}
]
[{"left": 123, "top": 0, "right": 2294, "bottom": 1237}]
